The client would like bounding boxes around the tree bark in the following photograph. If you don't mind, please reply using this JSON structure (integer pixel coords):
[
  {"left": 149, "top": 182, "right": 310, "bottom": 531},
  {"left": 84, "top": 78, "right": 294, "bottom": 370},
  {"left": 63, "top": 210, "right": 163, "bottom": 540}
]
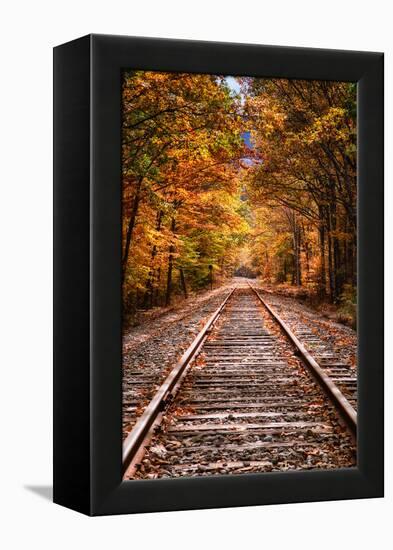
[
  {"left": 179, "top": 268, "right": 188, "bottom": 298},
  {"left": 165, "top": 217, "right": 176, "bottom": 306},
  {"left": 143, "top": 210, "right": 163, "bottom": 308},
  {"left": 318, "top": 217, "right": 326, "bottom": 298},
  {"left": 296, "top": 224, "right": 302, "bottom": 285},
  {"left": 153, "top": 267, "right": 161, "bottom": 307},
  {"left": 326, "top": 208, "right": 335, "bottom": 302},
  {"left": 292, "top": 218, "right": 302, "bottom": 286},
  {"left": 122, "top": 176, "right": 143, "bottom": 278},
  {"left": 330, "top": 197, "right": 342, "bottom": 299}
]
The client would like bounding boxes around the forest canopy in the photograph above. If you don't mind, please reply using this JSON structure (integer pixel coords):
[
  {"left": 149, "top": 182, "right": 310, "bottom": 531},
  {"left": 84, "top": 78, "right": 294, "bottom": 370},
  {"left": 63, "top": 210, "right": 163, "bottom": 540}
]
[{"left": 122, "top": 71, "right": 357, "bottom": 322}]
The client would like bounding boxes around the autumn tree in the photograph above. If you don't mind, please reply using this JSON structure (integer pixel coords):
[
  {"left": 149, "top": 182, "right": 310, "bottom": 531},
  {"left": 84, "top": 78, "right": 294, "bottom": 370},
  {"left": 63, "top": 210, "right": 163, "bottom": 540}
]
[
  {"left": 122, "top": 71, "right": 248, "bottom": 316},
  {"left": 243, "top": 78, "right": 356, "bottom": 303}
]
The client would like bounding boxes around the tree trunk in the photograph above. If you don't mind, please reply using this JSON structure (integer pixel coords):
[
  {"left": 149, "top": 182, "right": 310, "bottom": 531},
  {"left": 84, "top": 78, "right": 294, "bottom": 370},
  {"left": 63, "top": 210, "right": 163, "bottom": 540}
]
[
  {"left": 154, "top": 267, "right": 161, "bottom": 307},
  {"left": 330, "top": 200, "right": 342, "bottom": 299},
  {"left": 165, "top": 217, "right": 176, "bottom": 306},
  {"left": 179, "top": 268, "right": 188, "bottom": 298},
  {"left": 143, "top": 210, "right": 163, "bottom": 308},
  {"left": 296, "top": 224, "right": 302, "bottom": 285},
  {"left": 326, "top": 208, "right": 335, "bottom": 302},
  {"left": 318, "top": 219, "right": 326, "bottom": 298},
  {"left": 122, "top": 176, "right": 143, "bottom": 278},
  {"left": 302, "top": 224, "right": 310, "bottom": 282},
  {"left": 292, "top": 219, "right": 301, "bottom": 286}
]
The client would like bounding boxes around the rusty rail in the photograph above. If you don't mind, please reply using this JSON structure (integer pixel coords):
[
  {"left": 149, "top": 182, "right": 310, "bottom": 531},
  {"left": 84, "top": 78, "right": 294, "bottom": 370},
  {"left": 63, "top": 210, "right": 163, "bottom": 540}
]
[
  {"left": 248, "top": 283, "right": 357, "bottom": 437},
  {"left": 122, "top": 287, "right": 236, "bottom": 475}
]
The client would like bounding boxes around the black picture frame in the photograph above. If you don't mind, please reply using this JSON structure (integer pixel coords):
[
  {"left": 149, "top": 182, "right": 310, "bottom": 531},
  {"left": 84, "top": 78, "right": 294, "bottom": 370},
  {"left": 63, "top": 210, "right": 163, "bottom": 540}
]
[{"left": 53, "top": 34, "right": 384, "bottom": 516}]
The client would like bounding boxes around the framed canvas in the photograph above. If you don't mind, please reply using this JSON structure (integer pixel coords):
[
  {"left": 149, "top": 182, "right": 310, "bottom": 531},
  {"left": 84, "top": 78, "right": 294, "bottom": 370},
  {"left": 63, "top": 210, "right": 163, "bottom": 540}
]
[{"left": 53, "top": 34, "right": 384, "bottom": 516}]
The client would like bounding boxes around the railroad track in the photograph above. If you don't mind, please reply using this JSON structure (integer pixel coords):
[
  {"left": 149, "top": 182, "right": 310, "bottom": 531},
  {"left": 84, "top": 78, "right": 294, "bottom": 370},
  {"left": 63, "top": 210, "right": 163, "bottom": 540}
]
[
  {"left": 123, "top": 283, "right": 357, "bottom": 479},
  {"left": 258, "top": 290, "right": 358, "bottom": 411}
]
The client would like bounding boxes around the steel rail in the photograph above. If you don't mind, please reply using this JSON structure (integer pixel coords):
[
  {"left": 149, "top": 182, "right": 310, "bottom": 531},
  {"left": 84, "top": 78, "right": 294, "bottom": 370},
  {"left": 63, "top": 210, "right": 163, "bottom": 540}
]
[
  {"left": 122, "top": 287, "right": 236, "bottom": 474},
  {"left": 248, "top": 283, "right": 357, "bottom": 437}
]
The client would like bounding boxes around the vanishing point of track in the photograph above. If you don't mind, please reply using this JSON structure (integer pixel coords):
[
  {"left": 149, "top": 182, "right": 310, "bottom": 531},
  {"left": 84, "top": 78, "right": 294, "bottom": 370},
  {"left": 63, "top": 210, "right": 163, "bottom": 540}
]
[{"left": 123, "top": 282, "right": 357, "bottom": 479}]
